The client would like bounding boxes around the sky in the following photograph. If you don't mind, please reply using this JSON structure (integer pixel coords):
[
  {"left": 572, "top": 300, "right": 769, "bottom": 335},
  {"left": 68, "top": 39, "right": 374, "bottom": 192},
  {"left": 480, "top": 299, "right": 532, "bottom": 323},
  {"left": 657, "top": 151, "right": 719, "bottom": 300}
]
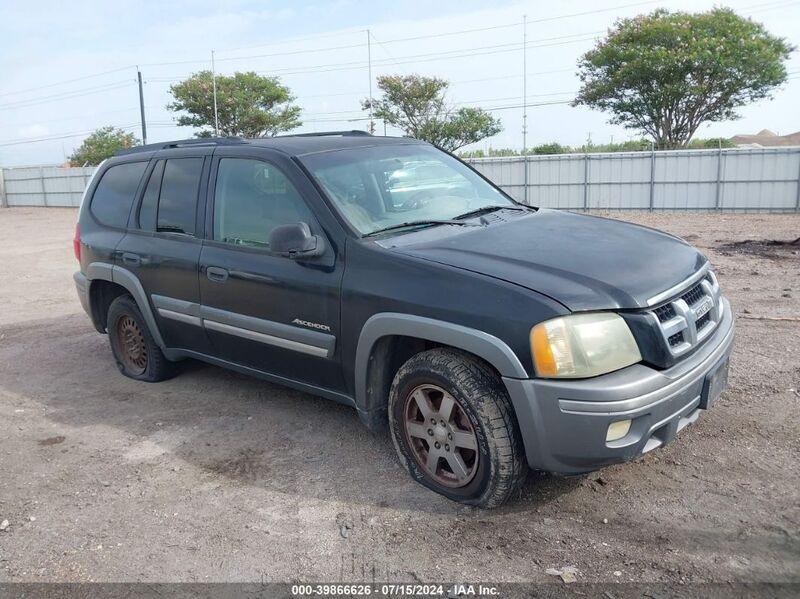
[{"left": 1, "top": 0, "right": 798, "bottom": 166}]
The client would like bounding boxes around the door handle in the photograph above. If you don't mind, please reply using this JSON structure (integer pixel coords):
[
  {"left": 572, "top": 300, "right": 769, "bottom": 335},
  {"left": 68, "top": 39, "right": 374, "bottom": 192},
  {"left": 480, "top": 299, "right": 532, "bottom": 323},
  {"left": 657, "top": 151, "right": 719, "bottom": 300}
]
[
  {"left": 206, "top": 266, "right": 229, "bottom": 282},
  {"left": 121, "top": 252, "right": 141, "bottom": 267}
]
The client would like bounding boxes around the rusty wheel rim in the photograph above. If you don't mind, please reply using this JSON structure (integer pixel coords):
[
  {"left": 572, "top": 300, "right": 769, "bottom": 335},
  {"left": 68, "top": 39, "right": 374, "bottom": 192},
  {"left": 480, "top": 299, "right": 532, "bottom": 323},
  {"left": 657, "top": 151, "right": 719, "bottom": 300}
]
[
  {"left": 116, "top": 315, "right": 147, "bottom": 375},
  {"left": 403, "top": 384, "right": 479, "bottom": 488}
]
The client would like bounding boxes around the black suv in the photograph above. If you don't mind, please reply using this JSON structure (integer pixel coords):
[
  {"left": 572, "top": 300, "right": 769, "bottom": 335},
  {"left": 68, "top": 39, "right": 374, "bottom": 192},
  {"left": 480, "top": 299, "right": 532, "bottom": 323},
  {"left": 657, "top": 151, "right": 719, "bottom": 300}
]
[{"left": 73, "top": 132, "right": 733, "bottom": 507}]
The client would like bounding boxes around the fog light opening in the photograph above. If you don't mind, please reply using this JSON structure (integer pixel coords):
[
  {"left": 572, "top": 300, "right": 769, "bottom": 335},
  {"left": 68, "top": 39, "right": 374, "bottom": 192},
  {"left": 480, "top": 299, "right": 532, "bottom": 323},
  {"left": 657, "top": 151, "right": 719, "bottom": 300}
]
[{"left": 606, "top": 419, "right": 632, "bottom": 442}]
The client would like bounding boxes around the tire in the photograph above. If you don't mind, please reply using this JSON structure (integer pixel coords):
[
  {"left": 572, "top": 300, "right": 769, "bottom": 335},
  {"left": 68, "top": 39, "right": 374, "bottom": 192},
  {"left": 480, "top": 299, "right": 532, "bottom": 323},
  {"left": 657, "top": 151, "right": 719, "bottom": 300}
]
[
  {"left": 107, "top": 295, "right": 174, "bottom": 382},
  {"left": 388, "top": 348, "right": 527, "bottom": 508}
]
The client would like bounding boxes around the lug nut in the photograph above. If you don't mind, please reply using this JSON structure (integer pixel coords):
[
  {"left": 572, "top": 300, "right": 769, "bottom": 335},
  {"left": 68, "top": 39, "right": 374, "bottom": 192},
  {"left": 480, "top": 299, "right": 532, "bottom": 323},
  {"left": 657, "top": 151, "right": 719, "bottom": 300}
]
[
  {"left": 434, "top": 442, "right": 441, "bottom": 449},
  {"left": 430, "top": 418, "right": 436, "bottom": 425},
  {"left": 440, "top": 420, "right": 446, "bottom": 426},
  {"left": 447, "top": 433, "right": 453, "bottom": 440},
  {"left": 445, "top": 444, "right": 450, "bottom": 452},
  {"left": 427, "top": 429, "right": 433, "bottom": 436}
]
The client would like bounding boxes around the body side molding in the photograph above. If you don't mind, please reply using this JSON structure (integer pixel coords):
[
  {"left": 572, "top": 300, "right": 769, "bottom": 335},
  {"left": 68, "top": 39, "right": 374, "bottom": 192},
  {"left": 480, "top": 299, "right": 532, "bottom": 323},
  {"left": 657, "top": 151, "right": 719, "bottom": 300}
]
[
  {"left": 354, "top": 312, "right": 529, "bottom": 412},
  {"left": 152, "top": 293, "right": 336, "bottom": 358}
]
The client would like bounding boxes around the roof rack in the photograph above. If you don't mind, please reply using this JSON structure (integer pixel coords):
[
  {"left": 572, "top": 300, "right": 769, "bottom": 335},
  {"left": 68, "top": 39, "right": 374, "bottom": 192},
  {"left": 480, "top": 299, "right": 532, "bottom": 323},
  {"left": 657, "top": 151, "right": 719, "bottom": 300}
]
[
  {"left": 115, "top": 137, "right": 247, "bottom": 156},
  {"left": 278, "top": 130, "right": 372, "bottom": 138}
]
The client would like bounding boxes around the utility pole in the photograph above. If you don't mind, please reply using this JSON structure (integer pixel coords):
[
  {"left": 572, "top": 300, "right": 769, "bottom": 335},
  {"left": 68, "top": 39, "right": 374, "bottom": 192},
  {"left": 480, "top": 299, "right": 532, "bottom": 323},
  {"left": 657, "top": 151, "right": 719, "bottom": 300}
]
[
  {"left": 522, "top": 15, "right": 528, "bottom": 155},
  {"left": 137, "top": 69, "right": 148, "bottom": 145},
  {"left": 522, "top": 15, "right": 528, "bottom": 204},
  {"left": 367, "top": 29, "right": 374, "bottom": 134},
  {"left": 211, "top": 50, "right": 220, "bottom": 136}
]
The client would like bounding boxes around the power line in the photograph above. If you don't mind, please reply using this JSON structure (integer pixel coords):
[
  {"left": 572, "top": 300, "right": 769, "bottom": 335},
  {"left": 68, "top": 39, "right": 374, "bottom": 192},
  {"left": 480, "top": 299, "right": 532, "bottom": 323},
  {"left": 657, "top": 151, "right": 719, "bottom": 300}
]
[
  {"left": 0, "top": 66, "right": 135, "bottom": 99},
  {"left": 142, "top": 31, "right": 599, "bottom": 82},
  {"left": 0, "top": 80, "right": 135, "bottom": 110},
  {"left": 0, "top": 0, "right": 626, "bottom": 100},
  {"left": 0, "top": 124, "right": 141, "bottom": 147},
  {"left": 4, "top": 0, "right": 775, "bottom": 105},
  {"left": 0, "top": 121, "right": 185, "bottom": 148},
  {"left": 142, "top": 34, "right": 597, "bottom": 83},
  {"left": 745, "top": 0, "right": 800, "bottom": 14}
]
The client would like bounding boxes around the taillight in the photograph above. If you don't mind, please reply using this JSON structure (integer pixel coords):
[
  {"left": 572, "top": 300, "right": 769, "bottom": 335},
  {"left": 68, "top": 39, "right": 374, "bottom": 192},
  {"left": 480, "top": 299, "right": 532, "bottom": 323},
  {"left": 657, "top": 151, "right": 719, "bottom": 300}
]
[{"left": 73, "top": 223, "right": 81, "bottom": 262}]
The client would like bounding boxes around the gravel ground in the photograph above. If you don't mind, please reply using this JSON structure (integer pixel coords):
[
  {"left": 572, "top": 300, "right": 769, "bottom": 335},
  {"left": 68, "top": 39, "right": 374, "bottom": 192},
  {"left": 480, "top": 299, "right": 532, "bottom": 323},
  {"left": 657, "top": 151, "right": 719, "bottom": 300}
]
[{"left": 0, "top": 207, "right": 797, "bottom": 584}]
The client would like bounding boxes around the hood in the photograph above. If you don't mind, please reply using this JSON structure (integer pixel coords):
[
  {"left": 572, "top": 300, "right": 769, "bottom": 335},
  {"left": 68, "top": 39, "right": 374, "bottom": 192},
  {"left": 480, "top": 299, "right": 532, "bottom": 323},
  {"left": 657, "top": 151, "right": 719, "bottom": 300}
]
[{"left": 388, "top": 209, "right": 707, "bottom": 311}]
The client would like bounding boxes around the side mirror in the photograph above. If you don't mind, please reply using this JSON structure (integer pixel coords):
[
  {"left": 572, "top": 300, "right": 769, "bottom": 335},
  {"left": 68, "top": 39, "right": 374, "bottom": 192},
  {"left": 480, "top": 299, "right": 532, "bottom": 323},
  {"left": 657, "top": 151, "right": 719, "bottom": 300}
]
[{"left": 268, "top": 222, "right": 325, "bottom": 259}]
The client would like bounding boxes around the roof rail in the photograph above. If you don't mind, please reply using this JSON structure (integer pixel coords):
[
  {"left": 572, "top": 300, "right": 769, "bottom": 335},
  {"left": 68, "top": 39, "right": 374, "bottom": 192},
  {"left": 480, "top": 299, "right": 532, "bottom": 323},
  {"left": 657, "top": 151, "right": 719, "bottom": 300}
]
[
  {"left": 115, "top": 137, "right": 247, "bottom": 156},
  {"left": 278, "top": 130, "right": 372, "bottom": 138}
]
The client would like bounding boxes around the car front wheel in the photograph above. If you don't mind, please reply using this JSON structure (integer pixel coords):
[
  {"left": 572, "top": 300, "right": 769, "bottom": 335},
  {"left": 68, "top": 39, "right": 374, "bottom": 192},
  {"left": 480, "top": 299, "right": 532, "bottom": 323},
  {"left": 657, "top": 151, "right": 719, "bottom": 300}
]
[{"left": 388, "top": 348, "right": 527, "bottom": 508}]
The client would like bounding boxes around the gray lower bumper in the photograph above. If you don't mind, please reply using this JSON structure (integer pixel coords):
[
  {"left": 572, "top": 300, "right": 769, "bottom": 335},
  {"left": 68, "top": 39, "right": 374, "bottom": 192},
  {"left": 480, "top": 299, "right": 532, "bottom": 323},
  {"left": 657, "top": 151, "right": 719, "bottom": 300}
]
[
  {"left": 504, "top": 298, "right": 734, "bottom": 474},
  {"left": 73, "top": 271, "right": 91, "bottom": 317}
]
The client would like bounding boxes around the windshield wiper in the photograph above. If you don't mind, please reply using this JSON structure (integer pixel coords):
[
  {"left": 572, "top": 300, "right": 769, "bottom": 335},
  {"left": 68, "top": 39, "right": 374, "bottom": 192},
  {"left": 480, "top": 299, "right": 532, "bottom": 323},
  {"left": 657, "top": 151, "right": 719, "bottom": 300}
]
[
  {"left": 364, "top": 219, "right": 481, "bottom": 237},
  {"left": 453, "top": 204, "right": 527, "bottom": 221}
]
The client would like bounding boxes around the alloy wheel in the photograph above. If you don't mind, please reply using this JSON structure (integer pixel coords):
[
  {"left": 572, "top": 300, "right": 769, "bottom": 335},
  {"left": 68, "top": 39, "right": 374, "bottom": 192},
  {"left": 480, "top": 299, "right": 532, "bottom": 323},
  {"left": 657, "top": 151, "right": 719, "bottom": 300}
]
[{"left": 403, "top": 384, "right": 479, "bottom": 488}]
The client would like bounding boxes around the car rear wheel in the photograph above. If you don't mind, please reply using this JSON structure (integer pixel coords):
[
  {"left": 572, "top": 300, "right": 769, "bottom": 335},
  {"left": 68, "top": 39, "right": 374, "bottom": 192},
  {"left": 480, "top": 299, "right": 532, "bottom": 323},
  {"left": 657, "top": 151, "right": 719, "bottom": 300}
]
[
  {"left": 107, "top": 295, "right": 173, "bottom": 382},
  {"left": 388, "top": 348, "right": 527, "bottom": 508}
]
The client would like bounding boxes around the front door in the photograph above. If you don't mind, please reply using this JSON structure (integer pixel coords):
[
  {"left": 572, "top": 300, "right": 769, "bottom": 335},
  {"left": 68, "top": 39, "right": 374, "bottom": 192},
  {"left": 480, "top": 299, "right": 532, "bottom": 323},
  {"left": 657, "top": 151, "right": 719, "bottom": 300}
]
[{"left": 198, "top": 151, "right": 345, "bottom": 393}]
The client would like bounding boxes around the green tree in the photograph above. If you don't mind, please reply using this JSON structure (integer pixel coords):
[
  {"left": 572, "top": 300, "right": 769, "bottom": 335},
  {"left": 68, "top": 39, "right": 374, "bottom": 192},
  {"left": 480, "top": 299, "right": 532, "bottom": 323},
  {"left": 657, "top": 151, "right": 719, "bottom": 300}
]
[
  {"left": 168, "top": 71, "right": 301, "bottom": 138},
  {"left": 68, "top": 127, "right": 138, "bottom": 166},
  {"left": 530, "top": 142, "right": 571, "bottom": 155},
  {"left": 687, "top": 137, "right": 735, "bottom": 149},
  {"left": 573, "top": 8, "right": 793, "bottom": 149},
  {"left": 364, "top": 75, "right": 502, "bottom": 151}
]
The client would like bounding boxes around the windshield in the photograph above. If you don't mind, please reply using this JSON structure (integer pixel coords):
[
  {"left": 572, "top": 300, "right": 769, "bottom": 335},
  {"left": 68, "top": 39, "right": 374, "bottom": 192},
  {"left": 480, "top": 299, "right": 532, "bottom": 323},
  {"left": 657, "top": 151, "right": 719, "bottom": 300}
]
[{"left": 300, "top": 144, "right": 516, "bottom": 236}]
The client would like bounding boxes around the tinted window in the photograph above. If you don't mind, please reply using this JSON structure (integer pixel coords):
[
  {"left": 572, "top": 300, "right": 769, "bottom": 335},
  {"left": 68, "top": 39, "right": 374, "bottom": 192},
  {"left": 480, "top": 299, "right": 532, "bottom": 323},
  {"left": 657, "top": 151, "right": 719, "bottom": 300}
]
[
  {"left": 157, "top": 158, "right": 204, "bottom": 235},
  {"left": 213, "top": 158, "right": 314, "bottom": 248},
  {"left": 137, "top": 160, "right": 164, "bottom": 231},
  {"left": 90, "top": 162, "right": 147, "bottom": 228}
]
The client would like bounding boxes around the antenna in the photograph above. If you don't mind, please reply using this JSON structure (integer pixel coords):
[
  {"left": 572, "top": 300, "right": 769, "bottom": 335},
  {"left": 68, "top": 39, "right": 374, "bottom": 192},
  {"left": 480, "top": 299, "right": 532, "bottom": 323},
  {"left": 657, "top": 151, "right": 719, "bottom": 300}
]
[
  {"left": 367, "top": 29, "right": 374, "bottom": 135},
  {"left": 211, "top": 50, "right": 219, "bottom": 136}
]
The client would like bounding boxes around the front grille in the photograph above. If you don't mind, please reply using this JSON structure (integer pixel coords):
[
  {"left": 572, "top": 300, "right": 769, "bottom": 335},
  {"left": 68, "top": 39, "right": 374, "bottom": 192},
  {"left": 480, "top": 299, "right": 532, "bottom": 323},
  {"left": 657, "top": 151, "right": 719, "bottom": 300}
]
[
  {"left": 681, "top": 283, "right": 704, "bottom": 306},
  {"left": 648, "top": 268, "right": 723, "bottom": 358},
  {"left": 668, "top": 332, "right": 684, "bottom": 347},
  {"left": 654, "top": 304, "right": 676, "bottom": 322}
]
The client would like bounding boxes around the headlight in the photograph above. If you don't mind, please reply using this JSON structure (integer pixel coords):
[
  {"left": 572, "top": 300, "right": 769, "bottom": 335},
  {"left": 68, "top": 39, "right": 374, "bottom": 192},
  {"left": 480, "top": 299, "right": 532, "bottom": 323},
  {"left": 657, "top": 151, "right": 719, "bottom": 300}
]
[{"left": 530, "top": 313, "right": 641, "bottom": 378}]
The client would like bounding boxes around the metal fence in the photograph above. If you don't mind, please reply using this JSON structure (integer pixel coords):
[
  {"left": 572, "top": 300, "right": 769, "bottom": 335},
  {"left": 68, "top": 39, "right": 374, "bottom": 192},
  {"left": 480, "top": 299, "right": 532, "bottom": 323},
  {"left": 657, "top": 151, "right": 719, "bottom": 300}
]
[
  {"left": 0, "top": 166, "right": 95, "bottom": 208},
  {"left": 465, "top": 146, "right": 800, "bottom": 212},
  {"left": 1, "top": 146, "right": 799, "bottom": 211}
]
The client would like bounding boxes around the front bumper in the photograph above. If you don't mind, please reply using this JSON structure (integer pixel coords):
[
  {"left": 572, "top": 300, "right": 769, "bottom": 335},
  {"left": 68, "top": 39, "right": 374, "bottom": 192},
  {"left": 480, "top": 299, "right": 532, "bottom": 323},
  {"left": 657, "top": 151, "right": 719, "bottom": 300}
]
[{"left": 504, "top": 298, "right": 734, "bottom": 474}]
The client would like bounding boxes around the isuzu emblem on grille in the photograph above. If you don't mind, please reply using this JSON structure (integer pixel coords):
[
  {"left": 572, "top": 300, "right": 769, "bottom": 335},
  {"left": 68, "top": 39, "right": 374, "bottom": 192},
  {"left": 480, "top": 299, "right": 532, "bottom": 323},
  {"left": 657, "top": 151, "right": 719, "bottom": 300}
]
[{"left": 695, "top": 298, "right": 712, "bottom": 318}]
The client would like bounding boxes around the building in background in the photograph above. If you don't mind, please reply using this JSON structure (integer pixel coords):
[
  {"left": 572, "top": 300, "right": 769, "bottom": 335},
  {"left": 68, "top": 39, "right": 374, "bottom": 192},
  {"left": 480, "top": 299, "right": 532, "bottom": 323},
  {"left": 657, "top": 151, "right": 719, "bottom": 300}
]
[{"left": 730, "top": 129, "right": 800, "bottom": 147}]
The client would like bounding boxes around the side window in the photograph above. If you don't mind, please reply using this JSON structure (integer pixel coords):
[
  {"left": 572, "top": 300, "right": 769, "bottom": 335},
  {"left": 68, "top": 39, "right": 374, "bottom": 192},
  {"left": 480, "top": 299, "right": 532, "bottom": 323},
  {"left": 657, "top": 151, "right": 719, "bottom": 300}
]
[
  {"left": 213, "top": 158, "right": 315, "bottom": 248},
  {"left": 157, "top": 157, "right": 204, "bottom": 235},
  {"left": 89, "top": 162, "right": 147, "bottom": 228},
  {"left": 137, "top": 160, "right": 164, "bottom": 231}
]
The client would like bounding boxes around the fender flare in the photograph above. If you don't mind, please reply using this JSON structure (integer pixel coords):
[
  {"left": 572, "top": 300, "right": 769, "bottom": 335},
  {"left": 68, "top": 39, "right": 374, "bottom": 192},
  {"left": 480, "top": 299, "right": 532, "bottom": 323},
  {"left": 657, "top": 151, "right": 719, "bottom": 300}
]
[
  {"left": 85, "top": 262, "right": 166, "bottom": 350},
  {"left": 354, "top": 312, "right": 529, "bottom": 414}
]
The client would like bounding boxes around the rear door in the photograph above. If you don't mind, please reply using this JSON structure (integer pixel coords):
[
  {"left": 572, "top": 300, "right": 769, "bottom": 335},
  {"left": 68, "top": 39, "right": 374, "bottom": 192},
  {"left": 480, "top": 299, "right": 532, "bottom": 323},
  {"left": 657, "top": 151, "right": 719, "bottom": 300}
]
[
  {"left": 80, "top": 159, "right": 149, "bottom": 272},
  {"left": 198, "top": 148, "right": 346, "bottom": 392},
  {"left": 116, "top": 147, "right": 212, "bottom": 353}
]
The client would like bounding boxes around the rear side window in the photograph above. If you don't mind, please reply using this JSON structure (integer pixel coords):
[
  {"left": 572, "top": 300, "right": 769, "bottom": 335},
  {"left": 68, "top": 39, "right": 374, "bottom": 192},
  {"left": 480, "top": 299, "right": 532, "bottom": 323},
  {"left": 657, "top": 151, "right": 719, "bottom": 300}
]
[
  {"left": 90, "top": 162, "right": 147, "bottom": 228},
  {"left": 137, "top": 160, "right": 164, "bottom": 231},
  {"left": 157, "top": 158, "right": 204, "bottom": 235}
]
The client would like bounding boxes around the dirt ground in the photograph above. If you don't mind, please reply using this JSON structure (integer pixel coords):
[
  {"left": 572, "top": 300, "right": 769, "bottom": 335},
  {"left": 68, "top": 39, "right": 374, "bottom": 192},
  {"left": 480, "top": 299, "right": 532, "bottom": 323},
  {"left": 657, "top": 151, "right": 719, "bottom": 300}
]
[{"left": 0, "top": 207, "right": 798, "bottom": 584}]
